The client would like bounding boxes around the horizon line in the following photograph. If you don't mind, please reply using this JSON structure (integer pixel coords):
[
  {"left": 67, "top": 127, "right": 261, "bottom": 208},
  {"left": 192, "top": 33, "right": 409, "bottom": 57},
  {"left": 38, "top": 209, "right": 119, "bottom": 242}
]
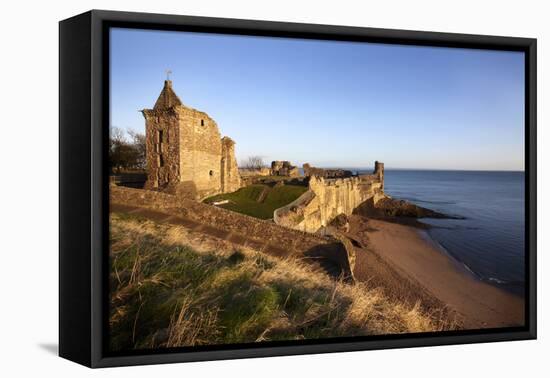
[{"left": 313, "top": 166, "right": 526, "bottom": 172}]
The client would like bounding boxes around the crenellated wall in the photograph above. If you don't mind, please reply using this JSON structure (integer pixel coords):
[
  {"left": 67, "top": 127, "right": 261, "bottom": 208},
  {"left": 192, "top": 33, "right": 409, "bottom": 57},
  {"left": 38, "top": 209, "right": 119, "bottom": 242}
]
[{"left": 274, "top": 162, "right": 386, "bottom": 233}]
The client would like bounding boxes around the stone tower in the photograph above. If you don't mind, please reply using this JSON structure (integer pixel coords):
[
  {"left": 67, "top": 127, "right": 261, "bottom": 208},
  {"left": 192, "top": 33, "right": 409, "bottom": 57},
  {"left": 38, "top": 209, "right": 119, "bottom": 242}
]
[
  {"left": 374, "top": 161, "right": 384, "bottom": 190},
  {"left": 142, "top": 80, "right": 241, "bottom": 199}
]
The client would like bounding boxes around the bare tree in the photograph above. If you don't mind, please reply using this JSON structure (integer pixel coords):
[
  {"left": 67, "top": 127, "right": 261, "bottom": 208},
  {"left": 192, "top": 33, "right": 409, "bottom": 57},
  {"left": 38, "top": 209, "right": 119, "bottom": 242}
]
[
  {"left": 127, "top": 129, "right": 146, "bottom": 170},
  {"left": 109, "top": 127, "right": 127, "bottom": 173},
  {"left": 109, "top": 127, "right": 146, "bottom": 173},
  {"left": 241, "top": 156, "right": 266, "bottom": 170}
]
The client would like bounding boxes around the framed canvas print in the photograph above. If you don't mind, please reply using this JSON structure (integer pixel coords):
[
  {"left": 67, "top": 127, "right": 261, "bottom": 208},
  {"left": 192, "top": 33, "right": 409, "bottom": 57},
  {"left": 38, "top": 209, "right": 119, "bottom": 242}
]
[{"left": 59, "top": 10, "right": 536, "bottom": 368}]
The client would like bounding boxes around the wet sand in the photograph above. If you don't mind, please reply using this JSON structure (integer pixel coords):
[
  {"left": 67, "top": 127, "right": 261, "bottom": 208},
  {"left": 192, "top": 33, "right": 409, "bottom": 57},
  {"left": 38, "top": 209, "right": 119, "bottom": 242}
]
[{"left": 348, "top": 216, "right": 524, "bottom": 330}]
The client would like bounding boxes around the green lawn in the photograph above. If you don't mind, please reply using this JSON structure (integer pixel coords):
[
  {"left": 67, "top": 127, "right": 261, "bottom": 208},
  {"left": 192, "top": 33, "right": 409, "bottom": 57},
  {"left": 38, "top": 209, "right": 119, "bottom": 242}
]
[{"left": 204, "top": 184, "right": 308, "bottom": 219}]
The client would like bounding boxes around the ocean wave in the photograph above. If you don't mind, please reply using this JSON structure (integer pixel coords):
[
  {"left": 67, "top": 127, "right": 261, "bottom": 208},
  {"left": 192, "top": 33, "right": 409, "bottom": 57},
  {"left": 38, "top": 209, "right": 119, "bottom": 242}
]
[
  {"left": 487, "top": 277, "right": 508, "bottom": 284},
  {"left": 428, "top": 225, "right": 479, "bottom": 231},
  {"left": 459, "top": 261, "right": 479, "bottom": 278},
  {"left": 386, "top": 195, "right": 458, "bottom": 206},
  {"left": 413, "top": 199, "right": 457, "bottom": 205},
  {"left": 424, "top": 235, "right": 480, "bottom": 278}
]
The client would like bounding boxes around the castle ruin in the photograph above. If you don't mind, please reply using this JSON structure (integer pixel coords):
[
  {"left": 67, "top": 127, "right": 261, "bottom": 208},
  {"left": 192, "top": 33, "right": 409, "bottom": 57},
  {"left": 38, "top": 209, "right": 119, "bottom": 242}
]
[
  {"left": 303, "top": 163, "right": 354, "bottom": 179},
  {"left": 139, "top": 80, "right": 387, "bottom": 234},
  {"left": 274, "top": 162, "right": 385, "bottom": 233},
  {"left": 142, "top": 80, "right": 241, "bottom": 199},
  {"left": 271, "top": 160, "right": 300, "bottom": 177}
]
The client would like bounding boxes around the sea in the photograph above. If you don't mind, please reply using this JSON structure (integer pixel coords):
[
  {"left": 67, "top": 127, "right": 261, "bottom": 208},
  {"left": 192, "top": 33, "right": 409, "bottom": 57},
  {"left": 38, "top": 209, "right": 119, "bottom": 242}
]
[{"left": 354, "top": 169, "right": 526, "bottom": 296}]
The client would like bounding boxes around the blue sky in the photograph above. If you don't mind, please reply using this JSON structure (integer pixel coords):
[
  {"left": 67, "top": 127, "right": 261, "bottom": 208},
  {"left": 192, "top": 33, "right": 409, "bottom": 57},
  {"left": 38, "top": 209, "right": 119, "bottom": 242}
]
[{"left": 110, "top": 28, "right": 525, "bottom": 171}]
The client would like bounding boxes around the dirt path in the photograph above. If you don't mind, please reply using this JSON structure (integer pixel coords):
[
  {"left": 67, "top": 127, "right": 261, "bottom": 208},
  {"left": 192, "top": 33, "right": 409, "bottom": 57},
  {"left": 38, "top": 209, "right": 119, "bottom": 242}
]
[
  {"left": 256, "top": 186, "right": 270, "bottom": 203},
  {"left": 350, "top": 216, "right": 525, "bottom": 330},
  {"left": 112, "top": 203, "right": 295, "bottom": 257},
  {"left": 111, "top": 203, "right": 346, "bottom": 278}
]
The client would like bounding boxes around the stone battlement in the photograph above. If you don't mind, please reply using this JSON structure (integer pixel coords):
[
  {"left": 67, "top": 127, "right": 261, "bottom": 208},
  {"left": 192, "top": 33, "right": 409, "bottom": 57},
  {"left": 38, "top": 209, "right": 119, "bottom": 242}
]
[
  {"left": 303, "top": 163, "right": 354, "bottom": 179},
  {"left": 312, "top": 175, "right": 363, "bottom": 186},
  {"left": 274, "top": 162, "right": 385, "bottom": 233}
]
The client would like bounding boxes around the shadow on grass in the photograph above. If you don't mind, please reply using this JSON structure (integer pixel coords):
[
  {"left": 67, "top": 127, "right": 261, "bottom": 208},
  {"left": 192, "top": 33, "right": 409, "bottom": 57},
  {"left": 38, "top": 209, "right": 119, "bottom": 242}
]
[{"left": 302, "top": 243, "right": 349, "bottom": 280}]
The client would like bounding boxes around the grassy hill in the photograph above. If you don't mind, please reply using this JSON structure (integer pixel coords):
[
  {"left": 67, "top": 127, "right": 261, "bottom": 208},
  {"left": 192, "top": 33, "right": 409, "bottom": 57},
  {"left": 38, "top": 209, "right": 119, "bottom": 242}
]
[
  {"left": 109, "top": 213, "right": 448, "bottom": 352},
  {"left": 204, "top": 183, "right": 308, "bottom": 219}
]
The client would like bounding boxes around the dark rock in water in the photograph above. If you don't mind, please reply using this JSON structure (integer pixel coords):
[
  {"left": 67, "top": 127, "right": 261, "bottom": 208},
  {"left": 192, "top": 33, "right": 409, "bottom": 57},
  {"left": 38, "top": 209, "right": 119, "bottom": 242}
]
[
  {"left": 375, "top": 197, "right": 449, "bottom": 218},
  {"left": 354, "top": 197, "right": 457, "bottom": 220}
]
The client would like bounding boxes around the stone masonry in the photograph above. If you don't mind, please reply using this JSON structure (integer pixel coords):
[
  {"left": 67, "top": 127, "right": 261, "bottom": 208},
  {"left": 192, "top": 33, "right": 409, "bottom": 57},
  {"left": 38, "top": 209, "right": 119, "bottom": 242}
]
[
  {"left": 142, "top": 80, "right": 241, "bottom": 199},
  {"left": 271, "top": 160, "right": 300, "bottom": 177},
  {"left": 303, "top": 163, "right": 354, "bottom": 179},
  {"left": 274, "top": 162, "right": 386, "bottom": 233}
]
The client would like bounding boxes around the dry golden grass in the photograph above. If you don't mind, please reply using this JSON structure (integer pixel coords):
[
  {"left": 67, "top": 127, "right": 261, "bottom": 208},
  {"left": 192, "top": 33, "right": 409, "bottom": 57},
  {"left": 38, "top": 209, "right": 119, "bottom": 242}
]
[{"left": 109, "top": 213, "right": 450, "bottom": 352}]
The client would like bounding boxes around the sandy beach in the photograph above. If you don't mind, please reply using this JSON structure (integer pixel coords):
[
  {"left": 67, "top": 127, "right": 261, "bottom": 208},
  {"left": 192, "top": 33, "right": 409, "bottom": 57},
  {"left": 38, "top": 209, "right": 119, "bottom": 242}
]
[{"left": 348, "top": 216, "right": 525, "bottom": 330}]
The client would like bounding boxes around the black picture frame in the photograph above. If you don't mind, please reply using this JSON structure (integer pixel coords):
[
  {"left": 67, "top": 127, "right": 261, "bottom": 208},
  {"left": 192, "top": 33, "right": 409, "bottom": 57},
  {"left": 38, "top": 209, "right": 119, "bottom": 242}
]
[{"left": 59, "top": 9, "right": 537, "bottom": 368}]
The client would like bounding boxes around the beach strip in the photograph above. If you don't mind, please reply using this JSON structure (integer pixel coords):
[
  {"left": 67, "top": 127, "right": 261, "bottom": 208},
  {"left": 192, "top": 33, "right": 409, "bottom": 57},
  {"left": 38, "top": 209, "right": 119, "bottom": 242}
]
[{"left": 350, "top": 217, "right": 524, "bottom": 330}]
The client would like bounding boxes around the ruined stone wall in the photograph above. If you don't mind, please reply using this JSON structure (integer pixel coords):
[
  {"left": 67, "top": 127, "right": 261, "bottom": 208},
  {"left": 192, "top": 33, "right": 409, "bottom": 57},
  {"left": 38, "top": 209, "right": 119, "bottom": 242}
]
[
  {"left": 142, "top": 109, "right": 181, "bottom": 191},
  {"left": 275, "top": 163, "right": 385, "bottom": 233},
  {"left": 271, "top": 161, "right": 300, "bottom": 177},
  {"left": 177, "top": 107, "right": 223, "bottom": 199},
  {"left": 221, "top": 137, "right": 241, "bottom": 193},
  {"left": 374, "top": 161, "right": 384, "bottom": 190},
  {"left": 303, "top": 163, "right": 353, "bottom": 179},
  {"left": 110, "top": 183, "right": 186, "bottom": 210},
  {"left": 239, "top": 167, "right": 272, "bottom": 177},
  {"left": 110, "top": 185, "right": 332, "bottom": 255},
  {"left": 306, "top": 176, "right": 384, "bottom": 232}
]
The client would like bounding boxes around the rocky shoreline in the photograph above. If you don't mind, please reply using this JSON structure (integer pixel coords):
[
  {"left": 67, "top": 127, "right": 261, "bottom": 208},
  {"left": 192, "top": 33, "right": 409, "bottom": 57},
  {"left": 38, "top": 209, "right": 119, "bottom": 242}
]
[{"left": 353, "top": 195, "right": 463, "bottom": 229}]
